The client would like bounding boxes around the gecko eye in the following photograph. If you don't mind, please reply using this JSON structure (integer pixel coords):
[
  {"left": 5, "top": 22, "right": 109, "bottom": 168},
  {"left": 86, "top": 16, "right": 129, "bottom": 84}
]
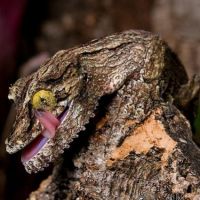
[{"left": 31, "top": 90, "right": 57, "bottom": 111}]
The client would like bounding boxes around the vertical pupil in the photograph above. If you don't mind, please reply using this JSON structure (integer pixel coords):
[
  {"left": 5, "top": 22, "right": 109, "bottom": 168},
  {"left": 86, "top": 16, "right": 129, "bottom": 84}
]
[{"left": 40, "top": 97, "right": 47, "bottom": 104}]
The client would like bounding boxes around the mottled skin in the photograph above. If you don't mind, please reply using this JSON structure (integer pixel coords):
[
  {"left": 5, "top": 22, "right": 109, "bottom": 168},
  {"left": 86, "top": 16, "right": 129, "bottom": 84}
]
[{"left": 6, "top": 30, "right": 200, "bottom": 199}]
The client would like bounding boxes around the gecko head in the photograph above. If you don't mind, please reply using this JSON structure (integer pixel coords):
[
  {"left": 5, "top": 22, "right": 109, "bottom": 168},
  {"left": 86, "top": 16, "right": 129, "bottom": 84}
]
[
  {"left": 6, "top": 30, "right": 171, "bottom": 173},
  {"left": 5, "top": 51, "right": 89, "bottom": 173},
  {"left": 5, "top": 42, "right": 135, "bottom": 173}
]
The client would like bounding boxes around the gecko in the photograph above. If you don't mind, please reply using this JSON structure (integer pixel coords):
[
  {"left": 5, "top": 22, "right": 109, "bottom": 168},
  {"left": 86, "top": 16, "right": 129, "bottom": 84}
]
[{"left": 5, "top": 30, "right": 200, "bottom": 199}]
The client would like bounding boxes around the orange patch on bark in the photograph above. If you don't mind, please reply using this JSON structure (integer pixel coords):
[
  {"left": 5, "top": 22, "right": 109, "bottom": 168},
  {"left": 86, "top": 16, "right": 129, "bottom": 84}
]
[
  {"left": 124, "top": 119, "right": 137, "bottom": 127},
  {"left": 107, "top": 109, "right": 177, "bottom": 167}
]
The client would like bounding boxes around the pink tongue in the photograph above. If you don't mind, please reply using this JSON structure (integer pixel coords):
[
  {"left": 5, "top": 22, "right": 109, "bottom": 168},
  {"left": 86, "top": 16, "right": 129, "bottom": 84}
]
[
  {"left": 21, "top": 133, "right": 48, "bottom": 163},
  {"left": 21, "top": 111, "right": 60, "bottom": 163},
  {"left": 35, "top": 111, "right": 60, "bottom": 138}
]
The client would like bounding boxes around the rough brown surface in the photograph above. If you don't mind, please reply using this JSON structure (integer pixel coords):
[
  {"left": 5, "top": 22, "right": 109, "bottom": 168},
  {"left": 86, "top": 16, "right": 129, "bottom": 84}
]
[
  {"left": 4, "top": 1, "right": 200, "bottom": 199},
  {"left": 3, "top": 1, "right": 155, "bottom": 199},
  {"left": 6, "top": 30, "right": 200, "bottom": 199},
  {"left": 29, "top": 104, "right": 200, "bottom": 199},
  {"left": 107, "top": 108, "right": 177, "bottom": 167}
]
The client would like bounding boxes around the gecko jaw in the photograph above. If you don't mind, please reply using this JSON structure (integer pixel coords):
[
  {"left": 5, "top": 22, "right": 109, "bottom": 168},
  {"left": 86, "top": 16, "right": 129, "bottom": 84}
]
[{"left": 21, "top": 106, "right": 69, "bottom": 163}]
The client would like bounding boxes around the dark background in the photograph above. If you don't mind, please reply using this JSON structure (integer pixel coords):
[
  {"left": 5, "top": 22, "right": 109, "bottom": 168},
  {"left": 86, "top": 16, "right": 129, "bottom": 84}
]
[{"left": 0, "top": 0, "right": 200, "bottom": 199}]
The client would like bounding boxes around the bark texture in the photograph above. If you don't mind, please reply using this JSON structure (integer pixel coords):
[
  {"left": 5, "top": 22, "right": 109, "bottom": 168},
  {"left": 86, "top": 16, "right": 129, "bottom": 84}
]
[
  {"left": 30, "top": 105, "right": 200, "bottom": 199},
  {"left": 24, "top": 31, "right": 200, "bottom": 199}
]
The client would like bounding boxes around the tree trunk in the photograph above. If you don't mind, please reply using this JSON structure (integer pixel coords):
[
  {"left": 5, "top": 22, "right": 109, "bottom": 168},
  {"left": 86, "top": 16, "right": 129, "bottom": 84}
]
[{"left": 28, "top": 32, "right": 200, "bottom": 200}]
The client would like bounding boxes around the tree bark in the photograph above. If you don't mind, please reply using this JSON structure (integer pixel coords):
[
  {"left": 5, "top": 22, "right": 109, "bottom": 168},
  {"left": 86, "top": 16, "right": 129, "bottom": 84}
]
[{"left": 27, "top": 32, "right": 200, "bottom": 199}]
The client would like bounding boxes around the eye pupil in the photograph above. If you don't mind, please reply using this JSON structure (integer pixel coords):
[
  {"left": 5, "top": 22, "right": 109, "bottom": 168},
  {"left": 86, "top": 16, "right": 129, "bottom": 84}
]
[{"left": 40, "top": 98, "right": 46, "bottom": 104}]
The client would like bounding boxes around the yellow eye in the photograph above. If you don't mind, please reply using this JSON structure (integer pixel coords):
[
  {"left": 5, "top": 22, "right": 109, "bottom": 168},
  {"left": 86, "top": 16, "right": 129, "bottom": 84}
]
[{"left": 32, "top": 90, "right": 56, "bottom": 110}]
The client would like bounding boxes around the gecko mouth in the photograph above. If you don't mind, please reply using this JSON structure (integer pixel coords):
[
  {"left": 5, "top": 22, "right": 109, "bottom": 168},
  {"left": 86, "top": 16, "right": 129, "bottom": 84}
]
[{"left": 21, "top": 106, "right": 69, "bottom": 163}]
